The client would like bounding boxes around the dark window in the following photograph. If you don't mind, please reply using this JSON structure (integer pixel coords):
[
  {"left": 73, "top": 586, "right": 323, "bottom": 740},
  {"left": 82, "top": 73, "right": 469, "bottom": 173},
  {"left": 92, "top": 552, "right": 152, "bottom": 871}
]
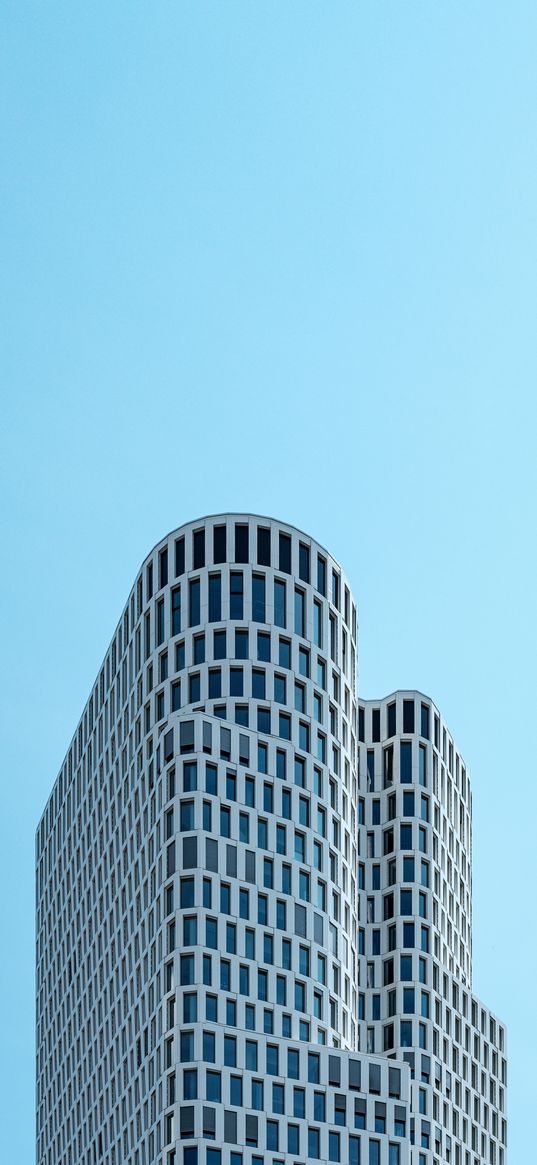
[
  {"left": 193, "top": 529, "right": 205, "bottom": 569},
  {"left": 159, "top": 546, "right": 168, "bottom": 589},
  {"left": 235, "top": 524, "right": 249, "bottom": 563},
  {"left": 299, "top": 542, "right": 310, "bottom": 583},
  {"left": 317, "top": 556, "right": 326, "bottom": 595},
  {"left": 174, "top": 536, "right": 185, "bottom": 577},
  {"left": 189, "top": 579, "right": 200, "bottom": 627},
  {"left": 230, "top": 572, "right": 244, "bottom": 619},
  {"left": 257, "top": 526, "right": 271, "bottom": 566},
  {"left": 235, "top": 630, "right": 248, "bottom": 659},
  {"left": 257, "top": 632, "right": 270, "bottom": 661},
  {"left": 274, "top": 580, "right": 286, "bottom": 627},
  {"left": 403, "top": 700, "right": 415, "bottom": 734},
  {"left": 400, "top": 741, "right": 412, "bottom": 783},
  {"left": 252, "top": 575, "right": 266, "bottom": 622},
  {"left": 387, "top": 702, "right": 396, "bottom": 737},
  {"left": 171, "top": 591, "right": 181, "bottom": 638},
  {"left": 209, "top": 575, "right": 221, "bottom": 622},
  {"left": 213, "top": 524, "right": 226, "bottom": 564},
  {"left": 372, "top": 709, "right": 381, "bottom": 742},
  {"left": 213, "top": 629, "right": 226, "bottom": 659},
  {"left": 420, "top": 703, "right": 430, "bottom": 739},
  {"left": 279, "top": 532, "right": 291, "bottom": 573}
]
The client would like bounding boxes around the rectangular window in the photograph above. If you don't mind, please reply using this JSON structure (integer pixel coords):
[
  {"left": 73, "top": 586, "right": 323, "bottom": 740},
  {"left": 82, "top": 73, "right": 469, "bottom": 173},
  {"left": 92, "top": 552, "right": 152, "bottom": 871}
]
[
  {"left": 174, "top": 536, "right": 185, "bottom": 577},
  {"left": 193, "top": 529, "right": 205, "bottom": 569},
  {"left": 257, "top": 526, "right": 271, "bottom": 565},
  {"left": 299, "top": 542, "right": 310, "bottom": 582},
  {"left": 209, "top": 575, "right": 221, "bottom": 622},
  {"left": 400, "top": 741, "right": 412, "bottom": 783},
  {"left": 403, "top": 699, "right": 415, "bottom": 733},
  {"left": 252, "top": 575, "right": 266, "bottom": 622},
  {"left": 213, "top": 629, "right": 226, "bottom": 659},
  {"left": 189, "top": 579, "right": 200, "bottom": 627},
  {"left": 294, "top": 588, "right": 305, "bottom": 637},
  {"left": 274, "top": 579, "right": 286, "bottom": 627},
  {"left": 213, "top": 524, "right": 226, "bottom": 563},
  {"left": 279, "top": 532, "right": 291, "bottom": 573},
  {"left": 257, "top": 631, "right": 270, "bottom": 661},
  {"left": 230, "top": 572, "right": 244, "bottom": 619},
  {"left": 169, "top": 587, "right": 180, "bottom": 636},
  {"left": 235, "top": 523, "right": 249, "bottom": 563},
  {"left": 314, "top": 600, "right": 322, "bottom": 646},
  {"left": 235, "top": 629, "right": 248, "bottom": 658}
]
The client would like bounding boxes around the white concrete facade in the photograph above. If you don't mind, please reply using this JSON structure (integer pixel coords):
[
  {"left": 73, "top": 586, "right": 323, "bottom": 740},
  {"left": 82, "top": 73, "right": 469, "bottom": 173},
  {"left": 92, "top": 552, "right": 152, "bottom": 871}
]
[{"left": 35, "top": 515, "right": 506, "bottom": 1165}]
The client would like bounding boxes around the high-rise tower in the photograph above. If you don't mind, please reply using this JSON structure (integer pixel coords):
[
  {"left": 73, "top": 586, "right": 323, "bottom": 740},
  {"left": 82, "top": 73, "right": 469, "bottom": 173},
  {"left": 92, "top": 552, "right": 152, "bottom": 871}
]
[{"left": 36, "top": 515, "right": 506, "bottom": 1165}]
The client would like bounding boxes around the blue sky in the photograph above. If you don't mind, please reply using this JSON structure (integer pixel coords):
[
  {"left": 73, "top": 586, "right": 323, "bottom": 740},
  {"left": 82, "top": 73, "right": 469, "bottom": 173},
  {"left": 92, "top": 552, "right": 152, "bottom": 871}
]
[{"left": 1, "top": 3, "right": 535, "bottom": 1160}]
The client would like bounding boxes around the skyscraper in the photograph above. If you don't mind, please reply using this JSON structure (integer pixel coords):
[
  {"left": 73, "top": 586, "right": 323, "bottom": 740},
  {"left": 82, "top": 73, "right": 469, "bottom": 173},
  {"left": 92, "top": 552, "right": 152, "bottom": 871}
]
[{"left": 36, "top": 514, "right": 507, "bottom": 1165}]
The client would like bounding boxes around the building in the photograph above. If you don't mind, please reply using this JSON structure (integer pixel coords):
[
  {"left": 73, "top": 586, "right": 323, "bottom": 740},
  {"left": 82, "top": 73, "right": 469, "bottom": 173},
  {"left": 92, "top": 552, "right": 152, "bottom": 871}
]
[{"left": 35, "top": 514, "right": 507, "bottom": 1165}]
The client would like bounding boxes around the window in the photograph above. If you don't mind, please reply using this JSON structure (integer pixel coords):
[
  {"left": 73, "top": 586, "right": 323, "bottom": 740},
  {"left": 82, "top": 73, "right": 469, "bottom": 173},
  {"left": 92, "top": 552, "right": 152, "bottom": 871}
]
[
  {"left": 235, "top": 523, "right": 248, "bottom": 563},
  {"left": 314, "top": 600, "right": 322, "bottom": 646},
  {"left": 171, "top": 587, "right": 181, "bottom": 635},
  {"left": 230, "top": 572, "right": 244, "bottom": 619},
  {"left": 329, "top": 1131, "right": 340, "bottom": 1162},
  {"left": 252, "top": 575, "right": 266, "bottom": 622},
  {"left": 279, "top": 532, "right": 291, "bottom": 572},
  {"left": 274, "top": 580, "right": 286, "bottom": 627},
  {"left": 257, "top": 631, "right": 270, "bottom": 661},
  {"left": 235, "top": 629, "right": 248, "bottom": 658},
  {"left": 257, "top": 526, "right": 270, "bottom": 565},
  {"left": 400, "top": 741, "right": 412, "bottom": 782},
  {"left": 174, "top": 536, "right": 185, "bottom": 576},
  {"left": 403, "top": 699, "right": 415, "bottom": 733},
  {"left": 308, "top": 1128, "right": 320, "bottom": 1159},
  {"left": 213, "top": 524, "right": 226, "bottom": 563},
  {"left": 206, "top": 1070, "right": 221, "bottom": 1101},
  {"left": 294, "top": 588, "right": 306, "bottom": 637},
  {"left": 189, "top": 579, "right": 200, "bottom": 627},
  {"left": 208, "top": 575, "right": 221, "bottom": 622}
]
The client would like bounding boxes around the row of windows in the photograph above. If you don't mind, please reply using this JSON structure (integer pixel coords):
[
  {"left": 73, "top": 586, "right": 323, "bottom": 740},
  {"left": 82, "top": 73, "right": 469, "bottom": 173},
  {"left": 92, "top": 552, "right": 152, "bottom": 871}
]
[
  {"left": 172, "top": 1136, "right": 400, "bottom": 1165},
  {"left": 174, "top": 1068, "right": 403, "bottom": 1113},
  {"left": 358, "top": 702, "right": 468, "bottom": 803},
  {"left": 149, "top": 522, "right": 354, "bottom": 628}
]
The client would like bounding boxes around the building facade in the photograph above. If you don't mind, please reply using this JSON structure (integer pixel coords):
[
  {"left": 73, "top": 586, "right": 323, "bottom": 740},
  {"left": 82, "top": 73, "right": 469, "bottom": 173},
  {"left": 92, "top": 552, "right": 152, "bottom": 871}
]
[{"left": 35, "top": 515, "right": 507, "bottom": 1165}]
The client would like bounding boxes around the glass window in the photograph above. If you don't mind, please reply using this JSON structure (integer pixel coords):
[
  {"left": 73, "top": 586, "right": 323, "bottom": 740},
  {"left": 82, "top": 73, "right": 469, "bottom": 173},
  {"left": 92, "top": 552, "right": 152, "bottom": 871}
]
[
  {"left": 252, "top": 575, "right": 266, "bottom": 622},
  {"left": 235, "top": 523, "right": 249, "bottom": 563},
  {"left": 208, "top": 575, "right": 221, "bottom": 622},
  {"left": 257, "top": 631, "right": 270, "bottom": 661},
  {"left": 235, "top": 629, "right": 248, "bottom": 658},
  {"left": 171, "top": 586, "right": 181, "bottom": 635},
  {"left": 213, "top": 629, "right": 226, "bottom": 659},
  {"left": 274, "top": 579, "right": 286, "bottom": 627},
  {"left": 294, "top": 588, "right": 306, "bottom": 637},
  {"left": 279, "top": 532, "right": 291, "bottom": 573},
  {"left": 257, "top": 526, "right": 271, "bottom": 566},
  {"left": 400, "top": 741, "right": 412, "bottom": 782},
  {"left": 189, "top": 579, "right": 200, "bottom": 627},
  {"left": 299, "top": 542, "right": 310, "bottom": 582},
  {"left": 213, "top": 524, "right": 226, "bottom": 563},
  {"left": 230, "top": 572, "right": 244, "bottom": 619}
]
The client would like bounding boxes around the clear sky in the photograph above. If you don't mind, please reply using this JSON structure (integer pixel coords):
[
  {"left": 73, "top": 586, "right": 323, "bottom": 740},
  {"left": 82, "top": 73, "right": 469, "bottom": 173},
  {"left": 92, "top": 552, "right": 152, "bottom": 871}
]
[{"left": 1, "top": 3, "right": 535, "bottom": 1161}]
